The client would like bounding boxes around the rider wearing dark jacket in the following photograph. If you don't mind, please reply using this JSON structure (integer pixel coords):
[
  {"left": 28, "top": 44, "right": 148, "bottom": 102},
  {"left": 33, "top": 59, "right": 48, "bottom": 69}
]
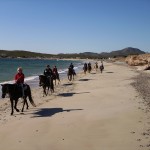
[
  {"left": 69, "top": 63, "right": 74, "bottom": 70},
  {"left": 44, "top": 65, "right": 53, "bottom": 77}
]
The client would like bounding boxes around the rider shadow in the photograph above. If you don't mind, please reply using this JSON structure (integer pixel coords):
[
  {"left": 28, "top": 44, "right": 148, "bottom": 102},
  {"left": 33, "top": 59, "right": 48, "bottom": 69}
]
[
  {"left": 31, "top": 108, "right": 83, "bottom": 117},
  {"left": 57, "top": 92, "right": 90, "bottom": 97}
]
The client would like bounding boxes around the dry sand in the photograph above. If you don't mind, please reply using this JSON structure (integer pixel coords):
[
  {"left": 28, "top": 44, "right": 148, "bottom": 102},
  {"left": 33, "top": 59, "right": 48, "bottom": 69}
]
[{"left": 0, "top": 61, "right": 150, "bottom": 150}]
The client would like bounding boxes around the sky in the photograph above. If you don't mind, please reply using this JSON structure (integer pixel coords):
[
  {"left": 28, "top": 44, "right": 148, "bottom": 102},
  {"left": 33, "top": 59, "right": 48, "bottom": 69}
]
[{"left": 0, "top": 0, "right": 150, "bottom": 54}]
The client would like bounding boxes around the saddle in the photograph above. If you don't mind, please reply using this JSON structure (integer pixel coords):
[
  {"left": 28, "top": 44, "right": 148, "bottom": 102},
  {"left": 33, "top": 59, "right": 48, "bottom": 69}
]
[{"left": 15, "top": 83, "right": 28, "bottom": 93}]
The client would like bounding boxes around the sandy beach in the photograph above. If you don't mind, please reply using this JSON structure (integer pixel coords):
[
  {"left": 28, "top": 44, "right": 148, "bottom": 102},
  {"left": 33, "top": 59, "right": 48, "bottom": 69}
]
[{"left": 0, "top": 61, "right": 150, "bottom": 150}]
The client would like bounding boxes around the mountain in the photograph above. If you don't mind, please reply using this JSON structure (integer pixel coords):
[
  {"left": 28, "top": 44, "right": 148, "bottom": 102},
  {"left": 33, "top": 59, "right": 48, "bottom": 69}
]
[
  {"left": 99, "top": 47, "right": 145, "bottom": 58},
  {"left": 0, "top": 47, "right": 146, "bottom": 59}
]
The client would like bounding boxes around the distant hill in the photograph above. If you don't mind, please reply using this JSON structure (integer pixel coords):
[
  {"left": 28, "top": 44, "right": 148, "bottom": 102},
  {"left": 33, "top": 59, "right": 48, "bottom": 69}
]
[
  {"left": 106, "top": 47, "right": 145, "bottom": 57},
  {"left": 0, "top": 50, "right": 55, "bottom": 58},
  {"left": 0, "top": 47, "right": 146, "bottom": 59}
]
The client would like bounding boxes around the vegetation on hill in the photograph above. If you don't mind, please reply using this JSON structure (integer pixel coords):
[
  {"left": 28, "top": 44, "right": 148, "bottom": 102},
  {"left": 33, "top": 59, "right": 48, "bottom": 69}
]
[{"left": 0, "top": 47, "right": 146, "bottom": 59}]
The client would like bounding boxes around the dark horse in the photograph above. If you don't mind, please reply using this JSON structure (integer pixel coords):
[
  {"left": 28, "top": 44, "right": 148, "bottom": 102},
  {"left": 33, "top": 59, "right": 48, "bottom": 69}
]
[
  {"left": 1, "top": 84, "right": 36, "bottom": 115},
  {"left": 100, "top": 64, "right": 104, "bottom": 73},
  {"left": 67, "top": 67, "right": 76, "bottom": 81},
  {"left": 87, "top": 64, "right": 92, "bottom": 73},
  {"left": 83, "top": 63, "right": 87, "bottom": 74},
  {"left": 39, "top": 75, "right": 54, "bottom": 96}
]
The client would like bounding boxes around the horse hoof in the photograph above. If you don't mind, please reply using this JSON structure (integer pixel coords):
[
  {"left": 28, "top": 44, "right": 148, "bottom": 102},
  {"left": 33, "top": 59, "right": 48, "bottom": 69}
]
[{"left": 16, "top": 109, "right": 20, "bottom": 112}]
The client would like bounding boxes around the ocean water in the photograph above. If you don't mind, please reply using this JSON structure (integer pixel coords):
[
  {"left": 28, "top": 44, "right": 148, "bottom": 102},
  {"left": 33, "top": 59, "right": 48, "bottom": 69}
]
[{"left": 0, "top": 58, "right": 84, "bottom": 98}]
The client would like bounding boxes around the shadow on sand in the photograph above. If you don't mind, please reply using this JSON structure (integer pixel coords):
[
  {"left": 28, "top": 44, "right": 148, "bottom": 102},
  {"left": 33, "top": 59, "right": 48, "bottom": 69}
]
[
  {"left": 57, "top": 92, "right": 90, "bottom": 97},
  {"left": 78, "top": 79, "right": 91, "bottom": 81},
  {"left": 63, "top": 83, "right": 73, "bottom": 86},
  {"left": 31, "top": 108, "right": 83, "bottom": 117},
  {"left": 106, "top": 72, "right": 114, "bottom": 73}
]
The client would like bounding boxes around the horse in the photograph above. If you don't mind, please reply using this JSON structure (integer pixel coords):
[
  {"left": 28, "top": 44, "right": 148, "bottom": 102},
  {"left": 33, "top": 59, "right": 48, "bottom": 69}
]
[
  {"left": 53, "top": 72, "right": 60, "bottom": 85},
  {"left": 1, "top": 83, "right": 36, "bottom": 115},
  {"left": 87, "top": 64, "right": 92, "bottom": 73},
  {"left": 94, "top": 63, "right": 98, "bottom": 72},
  {"left": 39, "top": 75, "right": 54, "bottom": 96},
  {"left": 83, "top": 66, "right": 87, "bottom": 74},
  {"left": 67, "top": 67, "right": 76, "bottom": 81},
  {"left": 83, "top": 63, "right": 88, "bottom": 74},
  {"left": 100, "top": 64, "right": 104, "bottom": 73}
]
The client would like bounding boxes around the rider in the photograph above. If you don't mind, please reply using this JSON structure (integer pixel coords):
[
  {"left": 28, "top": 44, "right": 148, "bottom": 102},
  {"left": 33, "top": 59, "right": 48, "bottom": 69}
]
[
  {"left": 69, "top": 63, "right": 76, "bottom": 75},
  {"left": 44, "top": 65, "right": 53, "bottom": 82},
  {"left": 15, "top": 67, "right": 25, "bottom": 98},
  {"left": 83, "top": 63, "right": 88, "bottom": 73},
  {"left": 53, "top": 65, "right": 60, "bottom": 81},
  {"left": 53, "top": 65, "right": 58, "bottom": 75},
  {"left": 69, "top": 63, "right": 74, "bottom": 69}
]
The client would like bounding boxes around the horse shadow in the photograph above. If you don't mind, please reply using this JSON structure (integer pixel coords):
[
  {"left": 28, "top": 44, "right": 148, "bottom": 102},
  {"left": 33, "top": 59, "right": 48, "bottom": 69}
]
[
  {"left": 106, "top": 72, "right": 114, "bottom": 73},
  {"left": 90, "top": 73, "right": 96, "bottom": 74},
  {"left": 57, "top": 92, "right": 90, "bottom": 97},
  {"left": 63, "top": 83, "right": 73, "bottom": 86},
  {"left": 31, "top": 107, "right": 83, "bottom": 117},
  {"left": 78, "top": 79, "right": 91, "bottom": 81}
]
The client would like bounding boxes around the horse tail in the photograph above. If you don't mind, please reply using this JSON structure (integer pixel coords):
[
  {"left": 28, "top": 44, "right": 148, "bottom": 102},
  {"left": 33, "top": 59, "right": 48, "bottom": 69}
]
[{"left": 27, "top": 85, "right": 36, "bottom": 107}]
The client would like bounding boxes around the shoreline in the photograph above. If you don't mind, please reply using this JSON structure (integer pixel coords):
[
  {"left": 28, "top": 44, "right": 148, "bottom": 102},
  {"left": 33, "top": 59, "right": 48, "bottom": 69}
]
[{"left": 0, "top": 61, "right": 150, "bottom": 149}]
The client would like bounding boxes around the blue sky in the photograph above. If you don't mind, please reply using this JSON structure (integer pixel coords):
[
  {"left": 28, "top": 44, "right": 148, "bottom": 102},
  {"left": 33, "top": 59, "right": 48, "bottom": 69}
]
[{"left": 0, "top": 0, "right": 149, "bottom": 54}]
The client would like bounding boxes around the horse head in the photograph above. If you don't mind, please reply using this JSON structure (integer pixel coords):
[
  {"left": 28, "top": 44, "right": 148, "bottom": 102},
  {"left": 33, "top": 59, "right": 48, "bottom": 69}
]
[
  {"left": 39, "top": 75, "right": 47, "bottom": 86},
  {"left": 1, "top": 84, "right": 8, "bottom": 98}
]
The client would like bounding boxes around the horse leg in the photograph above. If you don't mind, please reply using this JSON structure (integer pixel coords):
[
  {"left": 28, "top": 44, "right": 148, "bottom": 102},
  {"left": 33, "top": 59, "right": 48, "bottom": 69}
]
[
  {"left": 50, "top": 79, "right": 54, "bottom": 93},
  {"left": 22, "top": 97, "right": 28, "bottom": 112},
  {"left": 21, "top": 97, "right": 25, "bottom": 112},
  {"left": 10, "top": 98, "right": 14, "bottom": 115},
  {"left": 43, "top": 86, "right": 47, "bottom": 96},
  {"left": 73, "top": 74, "right": 74, "bottom": 80},
  {"left": 100, "top": 69, "right": 102, "bottom": 73},
  {"left": 68, "top": 75, "right": 69, "bottom": 81},
  {"left": 14, "top": 99, "right": 19, "bottom": 113},
  {"left": 26, "top": 99, "right": 29, "bottom": 110}
]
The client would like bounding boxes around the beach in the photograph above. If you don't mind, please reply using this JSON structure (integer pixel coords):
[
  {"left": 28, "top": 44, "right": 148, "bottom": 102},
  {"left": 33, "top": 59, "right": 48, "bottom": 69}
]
[{"left": 0, "top": 61, "right": 150, "bottom": 150}]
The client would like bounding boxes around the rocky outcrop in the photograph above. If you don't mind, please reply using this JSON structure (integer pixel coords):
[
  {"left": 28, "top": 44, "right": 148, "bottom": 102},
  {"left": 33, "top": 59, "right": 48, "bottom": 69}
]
[{"left": 125, "top": 54, "right": 150, "bottom": 70}]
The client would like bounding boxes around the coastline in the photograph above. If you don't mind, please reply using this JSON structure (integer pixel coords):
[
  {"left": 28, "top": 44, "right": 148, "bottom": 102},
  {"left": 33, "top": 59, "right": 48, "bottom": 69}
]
[{"left": 0, "top": 61, "right": 150, "bottom": 150}]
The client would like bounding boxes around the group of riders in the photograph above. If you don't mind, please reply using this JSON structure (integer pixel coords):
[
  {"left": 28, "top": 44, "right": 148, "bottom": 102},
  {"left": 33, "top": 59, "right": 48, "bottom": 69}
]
[
  {"left": 14, "top": 61, "right": 104, "bottom": 98},
  {"left": 83, "top": 61, "right": 104, "bottom": 74},
  {"left": 14, "top": 63, "right": 76, "bottom": 97}
]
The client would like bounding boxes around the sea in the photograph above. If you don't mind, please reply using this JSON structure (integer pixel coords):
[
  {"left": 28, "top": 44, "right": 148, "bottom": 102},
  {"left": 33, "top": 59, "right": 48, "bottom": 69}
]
[{"left": 0, "top": 58, "right": 85, "bottom": 99}]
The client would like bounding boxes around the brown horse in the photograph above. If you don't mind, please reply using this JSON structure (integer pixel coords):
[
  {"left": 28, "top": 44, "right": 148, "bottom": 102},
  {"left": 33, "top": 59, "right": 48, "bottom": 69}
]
[{"left": 1, "top": 83, "right": 36, "bottom": 115}]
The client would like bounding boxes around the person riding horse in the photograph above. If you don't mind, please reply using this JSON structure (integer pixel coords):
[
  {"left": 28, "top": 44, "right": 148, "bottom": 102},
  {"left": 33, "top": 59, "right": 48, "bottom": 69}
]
[
  {"left": 83, "top": 63, "right": 88, "bottom": 74},
  {"left": 87, "top": 62, "right": 92, "bottom": 73},
  {"left": 53, "top": 65, "right": 60, "bottom": 84},
  {"left": 43, "top": 65, "right": 54, "bottom": 92},
  {"left": 100, "top": 63, "right": 104, "bottom": 73},
  {"left": 14, "top": 67, "right": 25, "bottom": 98},
  {"left": 44, "top": 65, "right": 53, "bottom": 81}
]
